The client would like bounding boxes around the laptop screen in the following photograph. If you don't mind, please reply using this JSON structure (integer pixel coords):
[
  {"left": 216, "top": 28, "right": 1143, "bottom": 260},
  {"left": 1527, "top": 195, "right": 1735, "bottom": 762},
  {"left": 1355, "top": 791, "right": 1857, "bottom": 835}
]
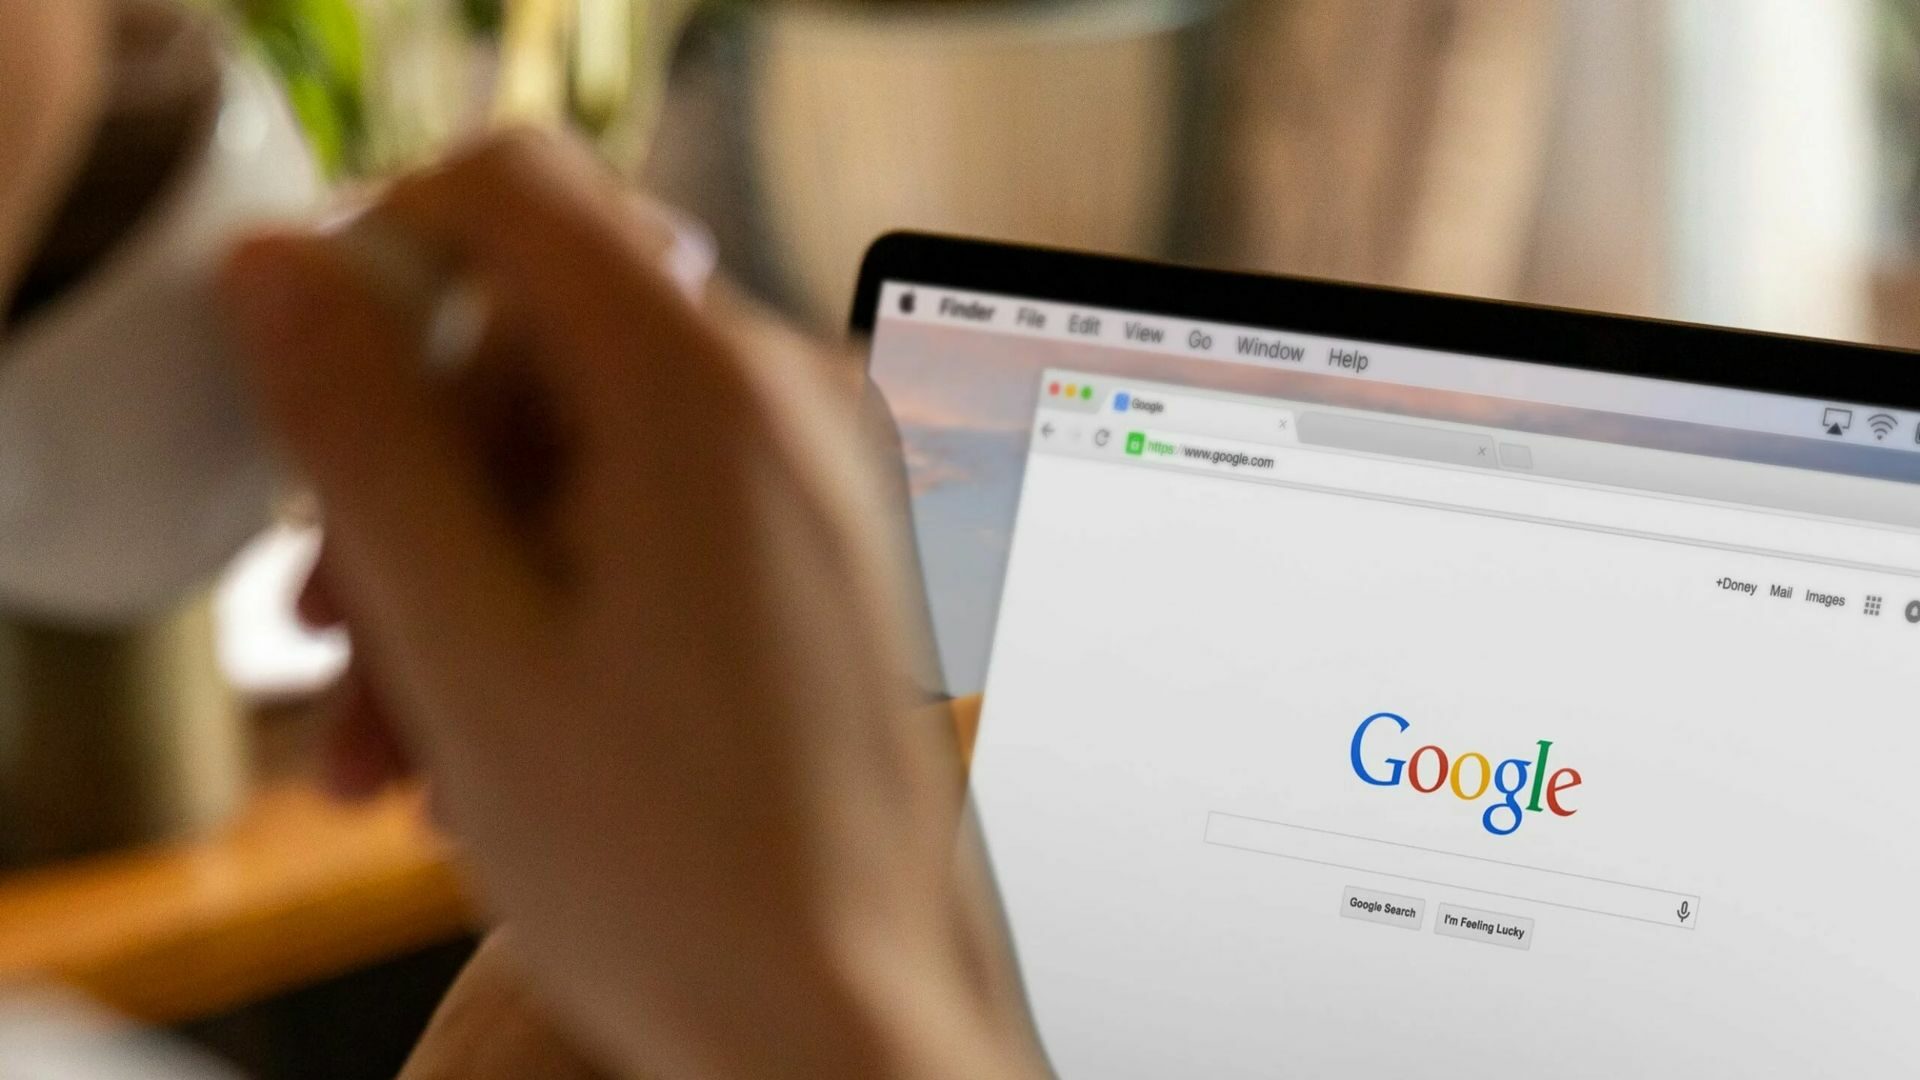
[{"left": 867, "top": 271, "right": 1920, "bottom": 1076}]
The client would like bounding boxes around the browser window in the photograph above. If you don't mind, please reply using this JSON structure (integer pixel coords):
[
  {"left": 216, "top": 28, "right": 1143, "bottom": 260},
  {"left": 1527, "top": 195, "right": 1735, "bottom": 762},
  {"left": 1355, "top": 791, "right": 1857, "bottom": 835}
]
[{"left": 870, "top": 282, "right": 1920, "bottom": 1077}]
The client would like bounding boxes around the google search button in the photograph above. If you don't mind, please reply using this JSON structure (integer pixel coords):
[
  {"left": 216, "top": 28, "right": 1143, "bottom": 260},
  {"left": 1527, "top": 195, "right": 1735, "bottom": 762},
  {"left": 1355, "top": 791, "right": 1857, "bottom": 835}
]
[{"left": 1340, "top": 886, "right": 1426, "bottom": 931}]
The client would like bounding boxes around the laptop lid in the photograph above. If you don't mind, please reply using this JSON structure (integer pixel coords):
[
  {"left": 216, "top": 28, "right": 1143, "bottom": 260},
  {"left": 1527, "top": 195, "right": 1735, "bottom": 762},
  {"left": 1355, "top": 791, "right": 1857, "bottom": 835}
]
[{"left": 854, "top": 233, "right": 1920, "bottom": 1077}]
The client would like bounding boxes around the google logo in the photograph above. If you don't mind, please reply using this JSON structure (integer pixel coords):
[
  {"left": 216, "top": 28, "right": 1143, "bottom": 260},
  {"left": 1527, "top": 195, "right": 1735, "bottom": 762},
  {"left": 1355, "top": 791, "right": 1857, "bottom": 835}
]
[{"left": 1349, "top": 712, "right": 1583, "bottom": 837}]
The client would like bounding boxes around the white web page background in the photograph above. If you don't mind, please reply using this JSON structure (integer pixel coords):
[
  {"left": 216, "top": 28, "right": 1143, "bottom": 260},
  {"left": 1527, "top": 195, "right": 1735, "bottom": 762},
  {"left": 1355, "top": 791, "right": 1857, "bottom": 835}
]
[{"left": 969, "top": 428, "right": 1920, "bottom": 1076}]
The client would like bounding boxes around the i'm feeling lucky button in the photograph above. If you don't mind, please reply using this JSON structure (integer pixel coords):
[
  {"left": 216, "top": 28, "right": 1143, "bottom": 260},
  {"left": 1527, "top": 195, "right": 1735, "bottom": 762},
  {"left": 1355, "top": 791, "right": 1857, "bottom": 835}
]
[{"left": 1435, "top": 903, "right": 1534, "bottom": 950}]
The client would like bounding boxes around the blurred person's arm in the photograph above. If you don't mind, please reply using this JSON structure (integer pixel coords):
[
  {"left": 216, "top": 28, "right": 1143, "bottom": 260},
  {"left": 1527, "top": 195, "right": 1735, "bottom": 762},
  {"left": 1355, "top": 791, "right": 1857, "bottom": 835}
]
[
  {"left": 0, "top": 0, "right": 106, "bottom": 298},
  {"left": 396, "top": 933, "right": 622, "bottom": 1080},
  {"left": 221, "top": 130, "right": 1050, "bottom": 1080}
]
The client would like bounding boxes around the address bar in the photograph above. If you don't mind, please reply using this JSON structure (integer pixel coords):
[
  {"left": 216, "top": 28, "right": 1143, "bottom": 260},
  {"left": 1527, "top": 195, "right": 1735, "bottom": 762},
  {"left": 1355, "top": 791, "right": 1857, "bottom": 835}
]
[{"left": 1125, "top": 424, "right": 1920, "bottom": 577}]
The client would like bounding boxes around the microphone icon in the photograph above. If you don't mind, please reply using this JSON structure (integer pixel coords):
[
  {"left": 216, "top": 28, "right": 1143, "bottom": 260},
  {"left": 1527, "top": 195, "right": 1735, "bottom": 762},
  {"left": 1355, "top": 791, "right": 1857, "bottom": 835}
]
[{"left": 1676, "top": 901, "right": 1692, "bottom": 923}]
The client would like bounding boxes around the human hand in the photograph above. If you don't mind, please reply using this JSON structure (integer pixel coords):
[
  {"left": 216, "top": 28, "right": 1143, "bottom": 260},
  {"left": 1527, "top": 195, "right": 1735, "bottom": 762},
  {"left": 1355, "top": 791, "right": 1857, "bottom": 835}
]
[
  {"left": 286, "top": 554, "right": 409, "bottom": 799},
  {"left": 397, "top": 932, "right": 627, "bottom": 1080},
  {"left": 220, "top": 131, "right": 1046, "bottom": 1080}
]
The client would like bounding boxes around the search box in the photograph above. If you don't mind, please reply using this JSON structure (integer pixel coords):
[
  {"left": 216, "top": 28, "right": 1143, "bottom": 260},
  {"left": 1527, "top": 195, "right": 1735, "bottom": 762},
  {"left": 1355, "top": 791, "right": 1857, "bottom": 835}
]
[{"left": 1204, "top": 812, "right": 1699, "bottom": 930}]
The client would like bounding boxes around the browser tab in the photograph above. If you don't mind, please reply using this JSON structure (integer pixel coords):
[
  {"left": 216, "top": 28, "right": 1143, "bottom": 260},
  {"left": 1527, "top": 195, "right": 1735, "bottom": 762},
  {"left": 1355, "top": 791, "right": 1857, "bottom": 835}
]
[{"left": 1110, "top": 390, "right": 1166, "bottom": 417}]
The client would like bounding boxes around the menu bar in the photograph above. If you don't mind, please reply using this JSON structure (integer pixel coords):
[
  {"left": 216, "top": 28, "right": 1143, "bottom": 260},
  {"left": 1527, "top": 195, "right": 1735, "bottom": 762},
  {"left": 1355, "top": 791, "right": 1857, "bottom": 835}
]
[{"left": 876, "top": 282, "right": 1920, "bottom": 457}]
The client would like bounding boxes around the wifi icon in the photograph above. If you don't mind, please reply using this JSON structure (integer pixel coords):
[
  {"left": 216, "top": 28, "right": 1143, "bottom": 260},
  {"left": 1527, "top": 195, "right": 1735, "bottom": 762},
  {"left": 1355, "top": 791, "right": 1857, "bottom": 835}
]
[{"left": 1868, "top": 413, "right": 1899, "bottom": 440}]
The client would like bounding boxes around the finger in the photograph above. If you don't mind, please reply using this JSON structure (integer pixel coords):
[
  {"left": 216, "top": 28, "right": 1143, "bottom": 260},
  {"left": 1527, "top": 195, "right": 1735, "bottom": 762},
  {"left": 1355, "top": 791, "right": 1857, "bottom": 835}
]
[
  {"left": 221, "top": 233, "right": 551, "bottom": 699},
  {"left": 379, "top": 127, "right": 685, "bottom": 293},
  {"left": 367, "top": 129, "right": 728, "bottom": 424},
  {"left": 322, "top": 661, "right": 414, "bottom": 802},
  {"left": 296, "top": 541, "right": 342, "bottom": 629}
]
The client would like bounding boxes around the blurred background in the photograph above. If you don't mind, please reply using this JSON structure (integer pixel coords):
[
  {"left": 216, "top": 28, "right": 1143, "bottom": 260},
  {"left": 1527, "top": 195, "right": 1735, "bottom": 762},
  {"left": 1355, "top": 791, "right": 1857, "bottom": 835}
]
[
  {"left": 185, "top": 0, "right": 1920, "bottom": 342},
  {"left": 1, "top": 1, "right": 1916, "bottom": 1077}
]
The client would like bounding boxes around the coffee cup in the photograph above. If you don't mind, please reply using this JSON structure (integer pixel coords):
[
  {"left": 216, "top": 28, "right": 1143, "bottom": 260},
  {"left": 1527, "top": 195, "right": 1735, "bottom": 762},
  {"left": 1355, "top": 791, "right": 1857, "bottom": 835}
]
[{"left": 0, "top": 43, "right": 323, "bottom": 625}]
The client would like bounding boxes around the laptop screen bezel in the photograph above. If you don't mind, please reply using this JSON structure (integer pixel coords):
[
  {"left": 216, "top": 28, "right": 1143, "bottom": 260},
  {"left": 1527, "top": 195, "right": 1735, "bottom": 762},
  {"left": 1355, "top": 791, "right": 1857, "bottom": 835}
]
[{"left": 849, "top": 232, "right": 1920, "bottom": 410}]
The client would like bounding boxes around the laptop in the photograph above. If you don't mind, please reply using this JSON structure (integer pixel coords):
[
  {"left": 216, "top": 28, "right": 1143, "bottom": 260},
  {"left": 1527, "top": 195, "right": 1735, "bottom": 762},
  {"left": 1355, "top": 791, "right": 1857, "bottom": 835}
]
[{"left": 853, "top": 233, "right": 1920, "bottom": 1077}]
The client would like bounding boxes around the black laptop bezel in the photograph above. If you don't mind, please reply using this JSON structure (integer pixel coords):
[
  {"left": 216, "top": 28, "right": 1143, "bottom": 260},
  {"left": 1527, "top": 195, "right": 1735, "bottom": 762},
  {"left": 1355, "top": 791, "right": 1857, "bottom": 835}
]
[{"left": 850, "top": 232, "right": 1920, "bottom": 412}]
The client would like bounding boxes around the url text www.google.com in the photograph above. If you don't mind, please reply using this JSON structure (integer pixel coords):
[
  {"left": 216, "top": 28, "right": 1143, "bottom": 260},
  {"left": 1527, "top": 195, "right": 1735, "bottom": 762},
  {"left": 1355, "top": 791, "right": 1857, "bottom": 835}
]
[{"left": 1125, "top": 432, "right": 1276, "bottom": 471}]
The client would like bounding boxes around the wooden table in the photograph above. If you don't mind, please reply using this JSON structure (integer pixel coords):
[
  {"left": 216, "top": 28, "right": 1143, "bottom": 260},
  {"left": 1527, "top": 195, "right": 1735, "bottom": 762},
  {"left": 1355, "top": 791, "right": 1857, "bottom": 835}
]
[
  {"left": 0, "top": 694, "right": 473, "bottom": 1025},
  {"left": 0, "top": 696, "right": 983, "bottom": 1025},
  {"left": 0, "top": 780, "right": 470, "bottom": 1024}
]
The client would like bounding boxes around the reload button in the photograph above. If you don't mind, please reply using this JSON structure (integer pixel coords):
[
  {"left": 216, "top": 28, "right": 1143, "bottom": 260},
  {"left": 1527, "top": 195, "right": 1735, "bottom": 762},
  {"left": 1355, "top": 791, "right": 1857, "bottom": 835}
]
[{"left": 1340, "top": 886, "right": 1426, "bottom": 931}]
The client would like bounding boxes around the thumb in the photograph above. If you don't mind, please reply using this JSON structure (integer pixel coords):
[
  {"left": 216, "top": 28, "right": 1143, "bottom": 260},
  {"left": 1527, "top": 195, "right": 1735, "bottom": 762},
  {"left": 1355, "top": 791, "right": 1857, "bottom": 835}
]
[{"left": 220, "top": 232, "right": 550, "bottom": 706}]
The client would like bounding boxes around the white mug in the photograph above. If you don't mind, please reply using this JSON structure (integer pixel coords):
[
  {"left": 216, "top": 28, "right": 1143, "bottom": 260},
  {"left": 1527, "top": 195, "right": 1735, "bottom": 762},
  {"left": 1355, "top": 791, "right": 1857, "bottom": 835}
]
[{"left": 0, "top": 60, "right": 322, "bottom": 625}]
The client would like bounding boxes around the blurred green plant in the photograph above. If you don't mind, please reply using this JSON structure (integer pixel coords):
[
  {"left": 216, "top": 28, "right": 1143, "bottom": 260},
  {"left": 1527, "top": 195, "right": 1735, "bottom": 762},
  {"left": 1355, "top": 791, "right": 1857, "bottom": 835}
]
[
  {"left": 459, "top": 0, "right": 505, "bottom": 33},
  {"left": 213, "top": 0, "right": 697, "bottom": 178},
  {"left": 219, "top": 0, "right": 370, "bottom": 176},
  {"left": 216, "top": 0, "right": 1026, "bottom": 180}
]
